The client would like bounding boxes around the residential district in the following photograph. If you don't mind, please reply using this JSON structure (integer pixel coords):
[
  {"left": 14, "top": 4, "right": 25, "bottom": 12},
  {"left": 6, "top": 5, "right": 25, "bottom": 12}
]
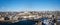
[{"left": 0, "top": 11, "right": 60, "bottom": 25}]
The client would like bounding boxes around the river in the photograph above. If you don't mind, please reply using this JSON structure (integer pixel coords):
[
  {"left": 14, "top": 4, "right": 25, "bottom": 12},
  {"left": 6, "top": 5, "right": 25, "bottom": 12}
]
[{"left": 0, "top": 20, "right": 36, "bottom": 25}]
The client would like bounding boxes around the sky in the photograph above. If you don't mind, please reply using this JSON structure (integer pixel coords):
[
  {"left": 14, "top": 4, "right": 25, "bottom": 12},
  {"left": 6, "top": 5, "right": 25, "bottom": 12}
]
[{"left": 0, "top": 0, "right": 60, "bottom": 12}]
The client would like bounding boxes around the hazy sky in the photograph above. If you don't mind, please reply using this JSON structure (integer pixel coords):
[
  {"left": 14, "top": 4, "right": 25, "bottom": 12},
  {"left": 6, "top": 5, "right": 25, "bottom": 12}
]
[{"left": 0, "top": 0, "right": 60, "bottom": 11}]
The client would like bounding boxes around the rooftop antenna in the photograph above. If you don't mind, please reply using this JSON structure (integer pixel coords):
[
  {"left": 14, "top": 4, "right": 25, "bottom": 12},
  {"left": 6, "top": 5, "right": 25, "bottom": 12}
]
[{"left": 25, "top": 8, "right": 29, "bottom": 12}]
